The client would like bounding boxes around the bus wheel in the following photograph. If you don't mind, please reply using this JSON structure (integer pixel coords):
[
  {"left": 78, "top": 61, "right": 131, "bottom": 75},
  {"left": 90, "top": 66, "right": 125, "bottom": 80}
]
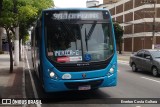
[
  {"left": 38, "top": 65, "right": 46, "bottom": 93},
  {"left": 31, "top": 57, "right": 34, "bottom": 68}
]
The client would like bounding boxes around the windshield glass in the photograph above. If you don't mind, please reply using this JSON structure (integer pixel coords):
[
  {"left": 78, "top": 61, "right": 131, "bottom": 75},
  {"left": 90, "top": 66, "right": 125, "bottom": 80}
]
[
  {"left": 151, "top": 51, "right": 160, "bottom": 58},
  {"left": 45, "top": 10, "right": 114, "bottom": 63},
  {"left": 80, "top": 23, "right": 114, "bottom": 61}
]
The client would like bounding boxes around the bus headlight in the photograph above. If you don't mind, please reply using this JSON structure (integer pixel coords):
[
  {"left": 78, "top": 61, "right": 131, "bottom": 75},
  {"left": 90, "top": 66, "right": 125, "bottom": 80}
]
[
  {"left": 50, "top": 72, "right": 55, "bottom": 78},
  {"left": 107, "top": 64, "right": 116, "bottom": 77},
  {"left": 48, "top": 68, "right": 58, "bottom": 79}
]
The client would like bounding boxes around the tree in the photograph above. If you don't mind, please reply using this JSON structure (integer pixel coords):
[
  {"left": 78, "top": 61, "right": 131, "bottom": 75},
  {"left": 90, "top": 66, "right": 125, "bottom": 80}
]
[
  {"left": 113, "top": 22, "right": 124, "bottom": 54},
  {"left": 0, "top": 0, "right": 15, "bottom": 72},
  {"left": 18, "top": 0, "right": 53, "bottom": 60},
  {"left": 22, "top": 33, "right": 29, "bottom": 44},
  {"left": 0, "top": 0, "right": 54, "bottom": 73},
  {"left": 18, "top": 2, "right": 38, "bottom": 61}
]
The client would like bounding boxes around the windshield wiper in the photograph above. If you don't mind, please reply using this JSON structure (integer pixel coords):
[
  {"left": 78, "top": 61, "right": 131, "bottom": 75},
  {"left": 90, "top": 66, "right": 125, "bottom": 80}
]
[
  {"left": 85, "top": 21, "right": 97, "bottom": 40},
  {"left": 85, "top": 28, "right": 88, "bottom": 51}
]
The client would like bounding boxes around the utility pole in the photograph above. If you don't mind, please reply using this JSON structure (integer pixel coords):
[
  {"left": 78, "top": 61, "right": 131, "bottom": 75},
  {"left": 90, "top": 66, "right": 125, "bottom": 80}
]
[{"left": 152, "top": 0, "right": 156, "bottom": 49}]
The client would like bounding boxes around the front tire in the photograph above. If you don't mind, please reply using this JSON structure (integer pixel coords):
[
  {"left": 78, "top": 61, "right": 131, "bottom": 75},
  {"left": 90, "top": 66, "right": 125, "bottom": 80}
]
[
  {"left": 132, "top": 63, "right": 137, "bottom": 72},
  {"left": 152, "top": 67, "right": 159, "bottom": 77}
]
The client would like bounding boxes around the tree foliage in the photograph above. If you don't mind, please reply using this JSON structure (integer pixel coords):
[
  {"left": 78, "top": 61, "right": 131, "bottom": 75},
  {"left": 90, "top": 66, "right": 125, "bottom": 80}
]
[
  {"left": 113, "top": 22, "right": 124, "bottom": 54},
  {"left": 17, "top": 0, "right": 53, "bottom": 41},
  {"left": 0, "top": 0, "right": 54, "bottom": 72},
  {"left": 0, "top": 0, "right": 3, "bottom": 16},
  {"left": 0, "top": 0, "right": 15, "bottom": 29},
  {"left": 22, "top": 33, "right": 29, "bottom": 44}
]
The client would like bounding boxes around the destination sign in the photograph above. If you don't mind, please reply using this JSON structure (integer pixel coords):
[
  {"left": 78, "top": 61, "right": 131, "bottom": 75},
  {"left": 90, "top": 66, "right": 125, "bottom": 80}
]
[
  {"left": 51, "top": 12, "right": 103, "bottom": 20},
  {"left": 54, "top": 50, "right": 80, "bottom": 56}
]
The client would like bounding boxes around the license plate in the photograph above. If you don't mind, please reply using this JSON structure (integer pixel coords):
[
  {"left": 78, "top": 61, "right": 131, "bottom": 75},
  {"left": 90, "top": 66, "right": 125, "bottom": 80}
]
[{"left": 78, "top": 85, "right": 91, "bottom": 90}]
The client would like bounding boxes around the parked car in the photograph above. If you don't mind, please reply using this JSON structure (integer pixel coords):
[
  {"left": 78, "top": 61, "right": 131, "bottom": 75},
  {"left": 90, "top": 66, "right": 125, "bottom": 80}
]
[{"left": 129, "top": 49, "right": 160, "bottom": 77}]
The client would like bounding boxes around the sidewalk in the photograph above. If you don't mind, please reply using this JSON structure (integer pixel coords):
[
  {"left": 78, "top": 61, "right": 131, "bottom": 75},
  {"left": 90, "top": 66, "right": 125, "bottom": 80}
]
[{"left": 0, "top": 53, "right": 24, "bottom": 100}]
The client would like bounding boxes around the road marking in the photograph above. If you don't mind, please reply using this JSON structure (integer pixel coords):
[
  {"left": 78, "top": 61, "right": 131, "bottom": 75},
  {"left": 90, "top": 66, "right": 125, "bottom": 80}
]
[
  {"left": 25, "top": 50, "right": 41, "bottom": 107},
  {"left": 22, "top": 46, "right": 26, "bottom": 98},
  {"left": 118, "top": 60, "right": 129, "bottom": 65},
  {"left": 22, "top": 49, "right": 26, "bottom": 107},
  {"left": 141, "top": 77, "right": 160, "bottom": 83}
]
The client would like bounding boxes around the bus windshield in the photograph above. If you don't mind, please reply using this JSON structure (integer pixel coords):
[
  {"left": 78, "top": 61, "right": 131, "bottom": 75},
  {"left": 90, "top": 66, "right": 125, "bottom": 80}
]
[{"left": 45, "top": 10, "right": 114, "bottom": 63}]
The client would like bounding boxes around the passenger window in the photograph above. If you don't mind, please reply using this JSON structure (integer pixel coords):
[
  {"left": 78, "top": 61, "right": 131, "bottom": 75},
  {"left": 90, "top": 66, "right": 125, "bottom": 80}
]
[
  {"left": 144, "top": 51, "right": 151, "bottom": 59},
  {"left": 136, "top": 51, "right": 144, "bottom": 57}
]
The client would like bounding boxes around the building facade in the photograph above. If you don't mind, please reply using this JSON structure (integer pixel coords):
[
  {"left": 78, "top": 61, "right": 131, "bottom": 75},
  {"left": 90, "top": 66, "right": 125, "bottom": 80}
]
[
  {"left": 86, "top": 0, "right": 100, "bottom": 7},
  {"left": 0, "top": 28, "right": 8, "bottom": 51},
  {"left": 93, "top": 0, "right": 160, "bottom": 52},
  {"left": 103, "top": 0, "right": 120, "bottom": 4}
]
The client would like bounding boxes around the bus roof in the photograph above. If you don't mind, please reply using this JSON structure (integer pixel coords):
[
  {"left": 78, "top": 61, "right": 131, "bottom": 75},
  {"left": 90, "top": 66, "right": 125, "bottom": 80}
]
[{"left": 43, "top": 8, "right": 109, "bottom": 12}]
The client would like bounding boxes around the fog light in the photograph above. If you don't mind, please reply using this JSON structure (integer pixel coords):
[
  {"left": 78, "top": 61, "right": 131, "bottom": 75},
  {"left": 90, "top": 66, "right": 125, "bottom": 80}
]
[{"left": 50, "top": 72, "right": 55, "bottom": 78}]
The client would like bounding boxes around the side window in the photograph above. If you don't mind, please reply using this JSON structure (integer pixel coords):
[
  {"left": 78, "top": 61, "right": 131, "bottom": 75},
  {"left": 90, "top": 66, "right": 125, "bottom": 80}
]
[
  {"left": 35, "top": 26, "right": 41, "bottom": 47},
  {"left": 136, "top": 50, "right": 144, "bottom": 58},
  {"left": 144, "top": 51, "right": 151, "bottom": 59},
  {"left": 35, "top": 20, "right": 41, "bottom": 47}
]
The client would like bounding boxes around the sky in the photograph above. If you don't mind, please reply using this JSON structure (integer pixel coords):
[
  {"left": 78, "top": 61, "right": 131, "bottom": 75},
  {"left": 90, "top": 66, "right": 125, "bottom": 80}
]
[{"left": 54, "top": 0, "right": 103, "bottom": 8}]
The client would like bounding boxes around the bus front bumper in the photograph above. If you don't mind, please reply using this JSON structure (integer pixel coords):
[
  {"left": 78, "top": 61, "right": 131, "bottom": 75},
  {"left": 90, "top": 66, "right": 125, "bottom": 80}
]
[{"left": 44, "top": 74, "right": 117, "bottom": 92}]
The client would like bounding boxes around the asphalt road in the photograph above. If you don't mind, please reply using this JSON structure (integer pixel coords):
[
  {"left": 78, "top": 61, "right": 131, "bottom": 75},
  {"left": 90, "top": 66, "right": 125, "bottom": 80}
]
[{"left": 24, "top": 50, "right": 160, "bottom": 107}]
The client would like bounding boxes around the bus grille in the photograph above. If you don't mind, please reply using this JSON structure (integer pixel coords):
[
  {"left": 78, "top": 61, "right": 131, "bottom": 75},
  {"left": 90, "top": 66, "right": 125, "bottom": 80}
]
[
  {"left": 53, "top": 54, "right": 113, "bottom": 72},
  {"left": 64, "top": 79, "right": 104, "bottom": 90}
]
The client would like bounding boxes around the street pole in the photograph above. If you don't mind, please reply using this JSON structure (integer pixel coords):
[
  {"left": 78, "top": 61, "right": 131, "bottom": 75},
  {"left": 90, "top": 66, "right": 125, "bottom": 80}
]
[{"left": 152, "top": 0, "right": 156, "bottom": 49}]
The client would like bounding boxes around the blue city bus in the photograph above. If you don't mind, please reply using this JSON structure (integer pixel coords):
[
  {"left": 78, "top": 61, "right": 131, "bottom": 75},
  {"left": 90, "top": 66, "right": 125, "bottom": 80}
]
[{"left": 31, "top": 8, "right": 117, "bottom": 92}]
